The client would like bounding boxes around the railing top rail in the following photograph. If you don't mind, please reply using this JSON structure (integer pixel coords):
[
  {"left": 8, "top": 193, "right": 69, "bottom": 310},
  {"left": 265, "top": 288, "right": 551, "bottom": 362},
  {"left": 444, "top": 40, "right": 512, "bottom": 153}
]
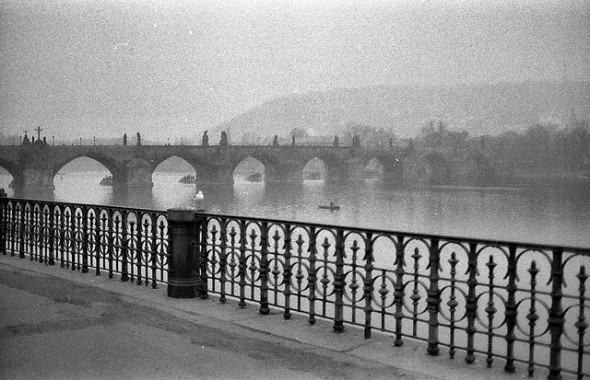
[
  {"left": 1, "top": 197, "right": 166, "bottom": 216},
  {"left": 3, "top": 196, "right": 589, "bottom": 254},
  {"left": 194, "top": 211, "right": 590, "bottom": 255}
]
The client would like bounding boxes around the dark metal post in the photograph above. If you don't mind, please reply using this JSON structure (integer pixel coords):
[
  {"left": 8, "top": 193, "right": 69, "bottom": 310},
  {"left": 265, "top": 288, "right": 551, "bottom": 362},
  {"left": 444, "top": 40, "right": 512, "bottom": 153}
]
[
  {"left": 18, "top": 204, "right": 25, "bottom": 258},
  {"left": 307, "top": 227, "right": 318, "bottom": 325},
  {"left": 393, "top": 236, "right": 405, "bottom": 346},
  {"left": 238, "top": 219, "right": 247, "bottom": 308},
  {"left": 426, "top": 238, "right": 440, "bottom": 356},
  {"left": 333, "top": 229, "right": 345, "bottom": 333},
  {"left": 258, "top": 221, "right": 270, "bottom": 314},
  {"left": 196, "top": 214, "right": 209, "bottom": 299},
  {"left": 283, "top": 224, "right": 293, "bottom": 319},
  {"left": 504, "top": 245, "right": 518, "bottom": 372},
  {"left": 218, "top": 218, "right": 228, "bottom": 303},
  {"left": 167, "top": 208, "right": 198, "bottom": 298},
  {"left": 81, "top": 208, "right": 89, "bottom": 273},
  {"left": 120, "top": 213, "right": 129, "bottom": 280},
  {"left": 576, "top": 266, "right": 588, "bottom": 379},
  {"left": 465, "top": 242, "right": 478, "bottom": 364},
  {"left": 48, "top": 207, "right": 55, "bottom": 265},
  {"left": 363, "top": 233, "right": 374, "bottom": 339},
  {"left": 0, "top": 189, "right": 6, "bottom": 255}
]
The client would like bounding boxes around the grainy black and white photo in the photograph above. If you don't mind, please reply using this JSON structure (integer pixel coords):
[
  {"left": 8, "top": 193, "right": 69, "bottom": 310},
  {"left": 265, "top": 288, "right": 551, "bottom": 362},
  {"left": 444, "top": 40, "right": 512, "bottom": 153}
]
[{"left": 0, "top": 1, "right": 589, "bottom": 379}]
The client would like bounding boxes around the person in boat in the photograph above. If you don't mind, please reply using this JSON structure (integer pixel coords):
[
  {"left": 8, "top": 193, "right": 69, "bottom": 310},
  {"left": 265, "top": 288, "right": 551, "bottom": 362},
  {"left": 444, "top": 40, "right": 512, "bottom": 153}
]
[{"left": 330, "top": 202, "right": 335, "bottom": 208}]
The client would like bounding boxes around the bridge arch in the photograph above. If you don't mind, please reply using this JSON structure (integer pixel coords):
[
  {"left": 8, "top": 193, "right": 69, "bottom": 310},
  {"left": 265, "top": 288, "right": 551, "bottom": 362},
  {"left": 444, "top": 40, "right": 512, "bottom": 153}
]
[
  {"left": 0, "top": 162, "right": 17, "bottom": 194},
  {"left": 423, "top": 152, "right": 452, "bottom": 185},
  {"left": 53, "top": 157, "right": 116, "bottom": 202},
  {"left": 231, "top": 152, "right": 289, "bottom": 183},
  {"left": 459, "top": 152, "right": 496, "bottom": 186},
  {"left": 301, "top": 152, "right": 350, "bottom": 182},
  {"left": 302, "top": 157, "right": 327, "bottom": 181},
  {"left": 150, "top": 153, "right": 217, "bottom": 180},
  {"left": 233, "top": 156, "right": 265, "bottom": 183},
  {"left": 152, "top": 155, "right": 217, "bottom": 184},
  {"left": 367, "top": 155, "right": 403, "bottom": 183},
  {"left": 364, "top": 158, "right": 384, "bottom": 179},
  {"left": 52, "top": 152, "right": 125, "bottom": 186}
]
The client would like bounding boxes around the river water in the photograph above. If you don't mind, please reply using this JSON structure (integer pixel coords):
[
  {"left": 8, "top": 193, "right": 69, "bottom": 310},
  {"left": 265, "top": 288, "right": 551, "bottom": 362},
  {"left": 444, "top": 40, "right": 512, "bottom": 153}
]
[{"left": 1, "top": 171, "right": 589, "bottom": 247}]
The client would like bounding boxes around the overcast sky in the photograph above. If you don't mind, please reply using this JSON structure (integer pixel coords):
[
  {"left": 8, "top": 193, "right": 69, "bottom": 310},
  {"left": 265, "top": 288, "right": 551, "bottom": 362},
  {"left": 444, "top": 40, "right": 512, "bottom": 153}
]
[{"left": 1, "top": 0, "right": 588, "bottom": 141}]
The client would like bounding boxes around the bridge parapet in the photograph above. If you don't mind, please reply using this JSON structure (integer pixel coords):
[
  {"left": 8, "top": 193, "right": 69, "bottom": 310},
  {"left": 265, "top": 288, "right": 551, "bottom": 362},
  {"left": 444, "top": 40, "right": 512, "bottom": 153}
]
[{"left": 0, "top": 143, "right": 498, "bottom": 191}]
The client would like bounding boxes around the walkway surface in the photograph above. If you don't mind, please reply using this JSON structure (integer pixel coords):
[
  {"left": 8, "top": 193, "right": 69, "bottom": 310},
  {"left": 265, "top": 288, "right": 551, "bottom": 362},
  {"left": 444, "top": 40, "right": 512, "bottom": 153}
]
[{"left": 0, "top": 254, "right": 545, "bottom": 380}]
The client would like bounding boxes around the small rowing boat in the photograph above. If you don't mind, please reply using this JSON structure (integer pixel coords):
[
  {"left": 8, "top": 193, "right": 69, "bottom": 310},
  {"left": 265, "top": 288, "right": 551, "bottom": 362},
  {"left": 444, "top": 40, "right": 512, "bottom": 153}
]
[{"left": 318, "top": 203, "right": 340, "bottom": 211}]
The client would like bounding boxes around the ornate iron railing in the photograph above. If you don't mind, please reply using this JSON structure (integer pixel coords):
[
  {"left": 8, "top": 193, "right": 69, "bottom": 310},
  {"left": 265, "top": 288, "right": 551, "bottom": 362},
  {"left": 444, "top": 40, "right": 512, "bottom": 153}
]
[
  {"left": 0, "top": 197, "right": 588, "bottom": 379},
  {"left": 0, "top": 198, "right": 168, "bottom": 287},
  {"left": 193, "top": 213, "right": 589, "bottom": 380}
]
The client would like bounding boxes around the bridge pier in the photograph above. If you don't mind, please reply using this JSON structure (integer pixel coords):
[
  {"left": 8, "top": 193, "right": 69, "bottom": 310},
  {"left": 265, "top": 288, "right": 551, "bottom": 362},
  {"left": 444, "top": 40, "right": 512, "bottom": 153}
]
[
  {"left": 381, "top": 160, "right": 404, "bottom": 184},
  {"left": 126, "top": 159, "right": 154, "bottom": 188},
  {"left": 22, "top": 168, "right": 55, "bottom": 191},
  {"left": 265, "top": 164, "right": 303, "bottom": 183},
  {"left": 325, "top": 160, "right": 366, "bottom": 183},
  {"left": 206, "top": 166, "right": 234, "bottom": 185}
]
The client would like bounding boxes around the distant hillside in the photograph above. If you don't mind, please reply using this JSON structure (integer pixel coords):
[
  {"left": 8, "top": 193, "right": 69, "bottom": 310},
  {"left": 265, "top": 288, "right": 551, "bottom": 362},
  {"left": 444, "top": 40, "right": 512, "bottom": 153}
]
[{"left": 212, "top": 81, "right": 590, "bottom": 141}]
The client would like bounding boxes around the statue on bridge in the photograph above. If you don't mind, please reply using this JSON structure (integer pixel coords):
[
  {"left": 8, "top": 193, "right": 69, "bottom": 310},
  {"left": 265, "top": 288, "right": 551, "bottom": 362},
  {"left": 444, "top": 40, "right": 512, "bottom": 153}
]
[
  {"left": 202, "top": 131, "right": 209, "bottom": 146},
  {"left": 136, "top": 132, "right": 141, "bottom": 146},
  {"left": 22, "top": 133, "right": 31, "bottom": 147},
  {"left": 220, "top": 131, "right": 228, "bottom": 147},
  {"left": 273, "top": 135, "right": 279, "bottom": 146},
  {"left": 123, "top": 134, "right": 128, "bottom": 146},
  {"left": 333, "top": 136, "right": 339, "bottom": 147}
]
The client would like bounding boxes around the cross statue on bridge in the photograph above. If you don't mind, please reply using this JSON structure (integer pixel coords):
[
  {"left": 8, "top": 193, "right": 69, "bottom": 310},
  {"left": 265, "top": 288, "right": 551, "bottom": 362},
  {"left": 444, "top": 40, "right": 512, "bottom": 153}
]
[{"left": 35, "top": 126, "right": 43, "bottom": 140}]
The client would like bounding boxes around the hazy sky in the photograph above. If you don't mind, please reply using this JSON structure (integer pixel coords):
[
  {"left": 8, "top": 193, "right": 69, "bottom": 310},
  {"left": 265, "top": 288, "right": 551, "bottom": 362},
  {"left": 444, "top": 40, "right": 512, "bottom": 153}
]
[{"left": 1, "top": 0, "right": 588, "bottom": 141}]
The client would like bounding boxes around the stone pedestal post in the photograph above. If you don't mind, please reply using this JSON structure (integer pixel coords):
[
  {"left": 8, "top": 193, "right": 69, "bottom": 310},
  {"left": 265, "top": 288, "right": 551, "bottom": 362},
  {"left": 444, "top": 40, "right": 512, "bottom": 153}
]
[
  {"left": 167, "top": 208, "right": 198, "bottom": 298},
  {"left": 0, "top": 188, "right": 6, "bottom": 255}
]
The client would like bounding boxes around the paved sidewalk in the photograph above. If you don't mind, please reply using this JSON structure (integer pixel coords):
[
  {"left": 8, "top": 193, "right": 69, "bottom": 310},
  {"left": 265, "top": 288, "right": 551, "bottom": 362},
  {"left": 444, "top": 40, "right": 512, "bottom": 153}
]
[{"left": 0, "top": 255, "right": 542, "bottom": 380}]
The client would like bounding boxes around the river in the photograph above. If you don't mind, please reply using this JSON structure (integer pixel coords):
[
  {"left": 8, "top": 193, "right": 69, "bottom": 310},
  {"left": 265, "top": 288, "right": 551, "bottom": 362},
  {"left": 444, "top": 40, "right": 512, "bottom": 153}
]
[{"left": 1, "top": 171, "right": 589, "bottom": 247}]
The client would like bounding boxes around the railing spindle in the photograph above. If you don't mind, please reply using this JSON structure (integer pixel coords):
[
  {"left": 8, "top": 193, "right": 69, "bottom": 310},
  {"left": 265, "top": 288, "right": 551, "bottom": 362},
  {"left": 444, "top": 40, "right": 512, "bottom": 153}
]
[
  {"left": 19, "top": 204, "right": 25, "bottom": 259},
  {"left": 548, "top": 249, "right": 564, "bottom": 380},
  {"left": 198, "top": 215, "right": 209, "bottom": 299},
  {"left": 394, "top": 236, "right": 405, "bottom": 346},
  {"left": 363, "top": 233, "right": 374, "bottom": 339},
  {"left": 121, "top": 213, "right": 129, "bottom": 282},
  {"left": 426, "top": 238, "right": 440, "bottom": 356},
  {"left": 447, "top": 252, "right": 459, "bottom": 359},
  {"left": 350, "top": 239, "right": 360, "bottom": 324},
  {"left": 238, "top": 219, "right": 247, "bottom": 308},
  {"left": 485, "top": 255, "right": 497, "bottom": 368},
  {"left": 504, "top": 245, "right": 518, "bottom": 372},
  {"left": 219, "top": 218, "right": 228, "bottom": 302},
  {"left": 527, "top": 261, "right": 539, "bottom": 377},
  {"left": 150, "top": 214, "right": 158, "bottom": 288},
  {"left": 283, "top": 224, "right": 293, "bottom": 319},
  {"left": 81, "top": 208, "right": 89, "bottom": 273},
  {"left": 259, "top": 221, "right": 270, "bottom": 314},
  {"left": 465, "top": 242, "right": 478, "bottom": 364},
  {"left": 333, "top": 228, "right": 345, "bottom": 333},
  {"left": 576, "top": 266, "right": 588, "bottom": 380},
  {"left": 308, "top": 227, "right": 317, "bottom": 325}
]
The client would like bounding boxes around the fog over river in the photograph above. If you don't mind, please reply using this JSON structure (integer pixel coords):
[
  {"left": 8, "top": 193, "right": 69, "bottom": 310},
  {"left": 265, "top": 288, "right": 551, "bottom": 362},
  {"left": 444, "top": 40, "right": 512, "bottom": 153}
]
[{"left": 2, "top": 169, "right": 588, "bottom": 248}]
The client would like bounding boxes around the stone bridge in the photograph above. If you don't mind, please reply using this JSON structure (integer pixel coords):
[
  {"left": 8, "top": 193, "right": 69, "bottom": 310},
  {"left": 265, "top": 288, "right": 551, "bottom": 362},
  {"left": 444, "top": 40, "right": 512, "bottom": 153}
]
[
  {"left": 0, "top": 144, "right": 405, "bottom": 192},
  {"left": 0, "top": 143, "right": 496, "bottom": 195}
]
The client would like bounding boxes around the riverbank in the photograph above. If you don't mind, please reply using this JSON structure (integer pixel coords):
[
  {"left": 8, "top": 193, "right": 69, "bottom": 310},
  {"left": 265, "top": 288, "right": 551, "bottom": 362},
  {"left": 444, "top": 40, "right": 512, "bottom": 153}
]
[{"left": 0, "top": 254, "right": 536, "bottom": 380}]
